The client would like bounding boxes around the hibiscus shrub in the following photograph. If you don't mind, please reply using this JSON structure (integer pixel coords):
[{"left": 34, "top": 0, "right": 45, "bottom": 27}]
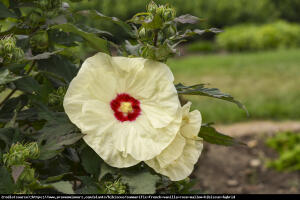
[{"left": 0, "top": 0, "right": 246, "bottom": 194}]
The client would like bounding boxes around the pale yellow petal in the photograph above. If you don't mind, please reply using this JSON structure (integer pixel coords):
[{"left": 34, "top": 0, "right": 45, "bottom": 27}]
[
  {"left": 112, "top": 107, "right": 182, "bottom": 161},
  {"left": 146, "top": 133, "right": 186, "bottom": 169},
  {"left": 146, "top": 138, "right": 203, "bottom": 181},
  {"left": 83, "top": 130, "right": 140, "bottom": 168},
  {"left": 181, "top": 109, "right": 202, "bottom": 139}
]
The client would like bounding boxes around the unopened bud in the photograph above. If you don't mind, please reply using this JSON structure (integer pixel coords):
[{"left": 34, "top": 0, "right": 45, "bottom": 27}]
[{"left": 147, "top": 1, "right": 158, "bottom": 14}]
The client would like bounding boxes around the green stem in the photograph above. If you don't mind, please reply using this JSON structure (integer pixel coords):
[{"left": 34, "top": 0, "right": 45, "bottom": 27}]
[{"left": 153, "top": 30, "right": 159, "bottom": 47}]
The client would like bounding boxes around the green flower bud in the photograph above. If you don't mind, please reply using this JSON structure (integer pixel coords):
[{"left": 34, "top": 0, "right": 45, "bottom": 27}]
[
  {"left": 139, "top": 28, "right": 146, "bottom": 38},
  {"left": 147, "top": 1, "right": 158, "bottom": 14},
  {"left": 3, "top": 142, "right": 39, "bottom": 167},
  {"left": 156, "top": 6, "right": 165, "bottom": 18},
  {"left": 48, "top": 86, "right": 67, "bottom": 111},
  {"left": 0, "top": 36, "right": 24, "bottom": 65},
  {"left": 163, "top": 7, "right": 176, "bottom": 22},
  {"left": 19, "top": 167, "right": 35, "bottom": 184},
  {"left": 26, "top": 142, "right": 40, "bottom": 159},
  {"left": 30, "top": 31, "right": 49, "bottom": 52},
  {"left": 104, "top": 179, "right": 126, "bottom": 194}
]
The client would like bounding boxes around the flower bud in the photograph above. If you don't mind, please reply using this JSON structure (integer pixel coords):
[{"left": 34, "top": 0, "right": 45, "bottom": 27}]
[
  {"left": 3, "top": 142, "right": 39, "bottom": 167},
  {"left": 156, "top": 6, "right": 165, "bottom": 18},
  {"left": 138, "top": 27, "right": 146, "bottom": 38},
  {"left": 147, "top": 1, "right": 158, "bottom": 14},
  {"left": 19, "top": 167, "right": 35, "bottom": 183},
  {"left": 30, "top": 31, "right": 49, "bottom": 52},
  {"left": 0, "top": 36, "right": 24, "bottom": 65},
  {"left": 104, "top": 180, "right": 127, "bottom": 194},
  {"left": 163, "top": 7, "right": 176, "bottom": 22}
]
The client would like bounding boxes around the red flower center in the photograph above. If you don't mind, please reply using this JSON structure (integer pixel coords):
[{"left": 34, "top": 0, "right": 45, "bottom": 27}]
[{"left": 110, "top": 93, "right": 141, "bottom": 122}]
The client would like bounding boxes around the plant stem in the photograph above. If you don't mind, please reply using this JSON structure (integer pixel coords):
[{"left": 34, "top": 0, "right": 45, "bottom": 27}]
[
  {"left": 153, "top": 30, "right": 159, "bottom": 47},
  {"left": 0, "top": 61, "right": 36, "bottom": 107}
]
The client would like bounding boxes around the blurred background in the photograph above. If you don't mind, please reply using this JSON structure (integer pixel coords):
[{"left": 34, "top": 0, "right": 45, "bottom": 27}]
[
  {"left": 69, "top": 0, "right": 300, "bottom": 194},
  {"left": 2, "top": 0, "right": 299, "bottom": 194}
]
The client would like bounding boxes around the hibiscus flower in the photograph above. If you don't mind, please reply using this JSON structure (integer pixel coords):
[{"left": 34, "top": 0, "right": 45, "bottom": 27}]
[
  {"left": 63, "top": 53, "right": 182, "bottom": 168},
  {"left": 145, "top": 102, "right": 203, "bottom": 181}
]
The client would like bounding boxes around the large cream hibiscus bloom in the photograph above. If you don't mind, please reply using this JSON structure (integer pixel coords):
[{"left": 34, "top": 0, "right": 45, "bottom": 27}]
[
  {"left": 145, "top": 102, "right": 203, "bottom": 181},
  {"left": 63, "top": 53, "right": 182, "bottom": 168}
]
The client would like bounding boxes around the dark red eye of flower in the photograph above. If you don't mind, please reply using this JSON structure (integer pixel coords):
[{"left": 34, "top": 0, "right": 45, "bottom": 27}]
[{"left": 110, "top": 93, "right": 141, "bottom": 122}]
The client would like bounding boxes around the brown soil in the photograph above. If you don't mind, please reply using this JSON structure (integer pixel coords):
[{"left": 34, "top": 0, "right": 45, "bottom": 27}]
[{"left": 192, "top": 121, "right": 300, "bottom": 194}]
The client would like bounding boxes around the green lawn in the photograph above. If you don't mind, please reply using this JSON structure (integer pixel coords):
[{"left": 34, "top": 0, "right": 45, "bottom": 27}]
[{"left": 168, "top": 48, "right": 300, "bottom": 124}]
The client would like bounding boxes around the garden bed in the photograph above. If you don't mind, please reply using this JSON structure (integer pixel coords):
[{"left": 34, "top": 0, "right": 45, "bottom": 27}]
[{"left": 192, "top": 121, "right": 300, "bottom": 194}]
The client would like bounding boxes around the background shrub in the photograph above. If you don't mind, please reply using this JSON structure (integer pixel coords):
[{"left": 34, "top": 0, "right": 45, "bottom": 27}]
[
  {"left": 216, "top": 21, "right": 300, "bottom": 52},
  {"left": 186, "top": 41, "right": 216, "bottom": 54}
]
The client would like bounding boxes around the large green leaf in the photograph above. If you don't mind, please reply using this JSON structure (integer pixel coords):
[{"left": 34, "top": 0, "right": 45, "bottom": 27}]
[
  {"left": 37, "top": 55, "right": 78, "bottom": 84},
  {"left": 80, "top": 146, "right": 101, "bottom": 177},
  {"left": 0, "top": 2, "right": 16, "bottom": 19},
  {"left": 0, "top": 166, "right": 16, "bottom": 194},
  {"left": 121, "top": 171, "right": 160, "bottom": 194},
  {"left": 0, "top": 127, "right": 14, "bottom": 150},
  {"left": 51, "top": 23, "right": 109, "bottom": 53},
  {"left": 176, "top": 83, "right": 248, "bottom": 115},
  {"left": 50, "top": 181, "right": 75, "bottom": 194},
  {"left": 199, "top": 123, "right": 244, "bottom": 146},
  {"left": 37, "top": 112, "right": 83, "bottom": 160},
  {"left": 0, "top": 69, "right": 21, "bottom": 85},
  {"left": 14, "top": 76, "right": 41, "bottom": 94},
  {"left": 48, "top": 29, "right": 84, "bottom": 47},
  {"left": 98, "top": 163, "right": 118, "bottom": 181},
  {"left": 77, "top": 10, "right": 135, "bottom": 38}
]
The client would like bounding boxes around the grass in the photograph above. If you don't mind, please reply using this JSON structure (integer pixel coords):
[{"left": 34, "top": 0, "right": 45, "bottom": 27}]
[{"left": 168, "top": 48, "right": 300, "bottom": 124}]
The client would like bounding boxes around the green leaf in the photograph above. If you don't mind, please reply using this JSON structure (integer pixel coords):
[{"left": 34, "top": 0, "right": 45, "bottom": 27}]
[
  {"left": 0, "top": 128, "right": 24, "bottom": 151},
  {"left": 199, "top": 123, "right": 244, "bottom": 146},
  {"left": 14, "top": 76, "right": 41, "bottom": 94},
  {"left": 0, "top": 128, "right": 14, "bottom": 149},
  {"left": 0, "top": 166, "right": 16, "bottom": 194},
  {"left": 0, "top": 2, "right": 16, "bottom": 19},
  {"left": 174, "top": 14, "right": 199, "bottom": 24},
  {"left": 25, "top": 50, "right": 62, "bottom": 61},
  {"left": 37, "top": 55, "right": 78, "bottom": 84},
  {"left": 0, "top": 69, "right": 21, "bottom": 85},
  {"left": 98, "top": 163, "right": 118, "bottom": 181},
  {"left": 50, "top": 181, "right": 75, "bottom": 194},
  {"left": 77, "top": 10, "right": 134, "bottom": 38},
  {"left": 176, "top": 83, "right": 248, "bottom": 115},
  {"left": 80, "top": 146, "right": 101, "bottom": 177},
  {"left": 48, "top": 29, "right": 83, "bottom": 47},
  {"left": 51, "top": 23, "right": 109, "bottom": 53},
  {"left": 121, "top": 171, "right": 160, "bottom": 194},
  {"left": 37, "top": 112, "right": 83, "bottom": 160},
  {"left": 43, "top": 173, "right": 72, "bottom": 183}
]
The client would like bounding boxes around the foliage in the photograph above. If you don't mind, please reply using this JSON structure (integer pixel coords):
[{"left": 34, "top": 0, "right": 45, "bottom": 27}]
[
  {"left": 69, "top": 0, "right": 279, "bottom": 31},
  {"left": 217, "top": 21, "right": 300, "bottom": 52},
  {"left": 0, "top": 0, "right": 244, "bottom": 194},
  {"left": 272, "top": 0, "right": 300, "bottom": 22},
  {"left": 266, "top": 132, "right": 300, "bottom": 171}
]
